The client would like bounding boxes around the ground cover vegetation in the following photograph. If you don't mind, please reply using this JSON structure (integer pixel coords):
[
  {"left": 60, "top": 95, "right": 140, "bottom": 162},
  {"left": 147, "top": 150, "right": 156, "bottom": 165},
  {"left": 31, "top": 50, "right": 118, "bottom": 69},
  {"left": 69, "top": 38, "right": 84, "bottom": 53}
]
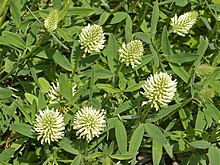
[{"left": 0, "top": 0, "right": 220, "bottom": 164}]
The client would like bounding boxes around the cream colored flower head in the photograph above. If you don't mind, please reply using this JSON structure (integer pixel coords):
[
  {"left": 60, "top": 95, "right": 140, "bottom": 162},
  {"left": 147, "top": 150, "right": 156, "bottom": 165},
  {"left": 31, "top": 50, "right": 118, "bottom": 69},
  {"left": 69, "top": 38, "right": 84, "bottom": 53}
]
[
  {"left": 141, "top": 72, "right": 177, "bottom": 110},
  {"left": 118, "top": 40, "right": 144, "bottom": 68},
  {"left": 48, "top": 79, "right": 77, "bottom": 104},
  {"left": 171, "top": 11, "right": 198, "bottom": 36},
  {"left": 33, "top": 107, "right": 65, "bottom": 145},
  {"left": 73, "top": 106, "right": 106, "bottom": 142},
  {"left": 44, "top": 9, "right": 59, "bottom": 31},
  {"left": 79, "top": 24, "right": 105, "bottom": 54}
]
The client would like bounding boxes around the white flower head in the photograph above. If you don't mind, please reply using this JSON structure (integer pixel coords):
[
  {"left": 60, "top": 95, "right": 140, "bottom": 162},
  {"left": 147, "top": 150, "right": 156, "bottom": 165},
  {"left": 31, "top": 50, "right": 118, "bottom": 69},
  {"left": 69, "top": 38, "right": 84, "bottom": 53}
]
[
  {"left": 79, "top": 24, "right": 105, "bottom": 54},
  {"left": 73, "top": 106, "right": 106, "bottom": 142},
  {"left": 44, "top": 9, "right": 59, "bottom": 31},
  {"left": 119, "top": 40, "right": 144, "bottom": 68},
  {"left": 141, "top": 72, "right": 177, "bottom": 110},
  {"left": 33, "top": 107, "right": 65, "bottom": 145},
  {"left": 48, "top": 79, "right": 77, "bottom": 104},
  {"left": 171, "top": 11, "right": 198, "bottom": 36}
]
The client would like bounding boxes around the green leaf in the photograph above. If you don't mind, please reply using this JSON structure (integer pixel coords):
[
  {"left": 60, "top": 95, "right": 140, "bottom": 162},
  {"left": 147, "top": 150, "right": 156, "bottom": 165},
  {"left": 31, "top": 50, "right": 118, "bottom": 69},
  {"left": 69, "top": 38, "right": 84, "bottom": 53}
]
[
  {"left": 96, "top": 84, "right": 120, "bottom": 93},
  {"left": 115, "top": 118, "right": 127, "bottom": 154},
  {"left": 110, "top": 12, "right": 128, "bottom": 24},
  {"left": 59, "top": 137, "right": 79, "bottom": 155},
  {"left": 58, "top": 4, "right": 69, "bottom": 21},
  {"left": 169, "top": 63, "right": 190, "bottom": 83},
  {"left": 110, "top": 153, "right": 135, "bottom": 160},
  {"left": 15, "top": 100, "right": 33, "bottom": 124},
  {"left": 163, "top": 143, "right": 174, "bottom": 159},
  {"left": 102, "top": 157, "right": 112, "bottom": 164},
  {"left": 118, "top": 72, "right": 127, "bottom": 90},
  {"left": 195, "top": 111, "right": 206, "bottom": 131},
  {"left": 152, "top": 139, "right": 162, "bottom": 165},
  {"left": 213, "top": 0, "right": 220, "bottom": 4},
  {"left": 208, "top": 146, "right": 220, "bottom": 165},
  {"left": 150, "top": 44, "right": 159, "bottom": 68},
  {"left": 25, "top": 93, "right": 39, "bottom": 106},
  {"left": 71, "top": 154, "right": 82, "bottom": 165},
  {"left": 125, "top": 15, "right": 132, "bottom": 42},
  {"left": 53, "top": 51, "right": 73, "bottom": 71},
  {"left": 144, "top": 122, "right": 167, "bottom": 144},
  {"left": 161, "top": 26, "right": 173, "bottom": 56},
  {"left": 200, "top": 16, "right": 212, "bottom": 31},
  {"left": 129, "top": 124, "right": 144, "bottom": 153},
  {"left": 78, "top": 54, "right": 100, "bottom": 71},
  {"left": 10, "top": 0, "right": 21, "bottom": 28},
  {"left": 59, "top": 73, "right": 72, "bottom": 102},
  {"left": 11, "top": 123, "right": 35, "bottom": 138},
  {"left": 179, "top": 108, "right": 190, "bottom": 130},
  {"left": 204, "top": 102, "right": 220, "bottom": 122},
  {"left": 88, "top": 152, "right": 106, "bottom": 159},
  {"left": 114, "top": 100, "right": 132, "bottom": 115},
  {"left": 25, "top": 93, "right": 38, "bottom": 105},
  {"left": 136, "top": 54, "right": 154, "bottom": 69},
  {"left": 167, "top": 53, "right": 199, "bottom": 63},
  {"left": 0, "top": 87, "right": 13, "bottom": 99},
  {"left": 107, "top": 117, "right": 118, "bottom": 130},
  {"left": 189, "top": 140, "right": 211, "bottom": 149},
  {"left": 151, "top": 0, "right": 159, "bottom": 41},
  {"left": 85, "top": 68, "right": 114, "bottom": 79},
  {"left": 99, "top": 12, "right": 110, "bottom": 25},
  {"left": 38, "top": 77, "right": 50, "bottom": 93},
  {"left": 195, "top": 36, "right": 209, "bottom": 67},
  {"left": 134, "top": 32, "right": 151, "bottom": 44},
  {"left": 2, "top": 31, "right": 25, "bottom": 50},
  {"left": 124, "top": 81, "right": 144, "bottom": 92},
  {"left": 0, "top": 148, "right": 15, "bottom": 162},
  {"left": 103, "top": 34, "right": 119, "bottom": 73},
  {"left": 174, "top": 0, "right": 188, "bottom": 6},
  {"left": 148, "top": 104, "right": 181, "bottom": 122},
  {"left": 38, "top": 92, "right": 47, "bottom": 110}
]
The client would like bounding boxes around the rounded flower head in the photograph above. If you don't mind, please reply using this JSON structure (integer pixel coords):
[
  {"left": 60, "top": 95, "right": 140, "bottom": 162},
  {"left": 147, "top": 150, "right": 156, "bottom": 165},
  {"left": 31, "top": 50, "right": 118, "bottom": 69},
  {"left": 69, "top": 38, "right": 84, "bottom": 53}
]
[
  {"left": 141, "top": 72, "right": 177, "bottom": 110},
  {"left": 79, "top": 24, "right": 105, "bottom": 54},
  {"left": 119, "top": 40, "right": 144, "bottom": 68},
  {"left": 171, "top": 11, "right": 198, "bottom": 36},
  {"left": 44, "top": 9, "right": 59, "bottom": 31},
  {"left": 33, "top": 107, "right": 65, "bottom": 145},
  {"left": 198, "top": 87, "right": 215, "bottom": 103},
  {"left": 73, "top": 106, "right": 106, "bottom": 142},
  {"left": 195, "top": 64, "right": 215, "bottom": 78}
]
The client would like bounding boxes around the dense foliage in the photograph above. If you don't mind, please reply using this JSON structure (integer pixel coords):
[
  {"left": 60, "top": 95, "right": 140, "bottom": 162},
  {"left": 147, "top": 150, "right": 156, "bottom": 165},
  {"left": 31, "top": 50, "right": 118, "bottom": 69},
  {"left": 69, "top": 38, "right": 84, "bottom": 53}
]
[{"left": 0, "top": 0, "right": 220, "bottom": 164}]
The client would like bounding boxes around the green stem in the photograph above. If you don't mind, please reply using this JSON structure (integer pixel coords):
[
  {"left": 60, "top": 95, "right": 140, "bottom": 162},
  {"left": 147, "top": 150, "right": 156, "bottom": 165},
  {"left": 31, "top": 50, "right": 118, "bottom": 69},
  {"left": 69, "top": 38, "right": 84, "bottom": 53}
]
[
  {"left": 0, "top": 32, "right": 48, "bottom": 83},
  {"left": 110, "top": 1, "right": 126, "bottom": 14},
  {"left": 84, "top": 140, "right": 88, "bottom": 157},
  {"left": 113, "top": 62, "right": 124, "bottom": 86},
  {"left": 84, "top": 140, "right": 89, "bottom": 165},
  {"left": 140, "top": 105, "right": 151, "bottom": 123}
]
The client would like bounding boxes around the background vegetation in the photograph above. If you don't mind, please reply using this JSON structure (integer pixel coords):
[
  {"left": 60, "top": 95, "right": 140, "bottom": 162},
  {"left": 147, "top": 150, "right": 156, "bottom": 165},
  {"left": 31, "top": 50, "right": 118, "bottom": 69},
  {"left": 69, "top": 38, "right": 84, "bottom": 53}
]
[{"left": 0, "top": 0, "right": 220, "bottom": 164}]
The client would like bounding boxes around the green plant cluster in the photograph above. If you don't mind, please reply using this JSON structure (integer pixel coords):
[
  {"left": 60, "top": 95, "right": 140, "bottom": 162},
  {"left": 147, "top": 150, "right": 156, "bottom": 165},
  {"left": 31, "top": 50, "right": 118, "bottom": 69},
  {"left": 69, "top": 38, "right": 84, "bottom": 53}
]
[{"left": 0, "top": 0, "right": 220, "bottom": 164}]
